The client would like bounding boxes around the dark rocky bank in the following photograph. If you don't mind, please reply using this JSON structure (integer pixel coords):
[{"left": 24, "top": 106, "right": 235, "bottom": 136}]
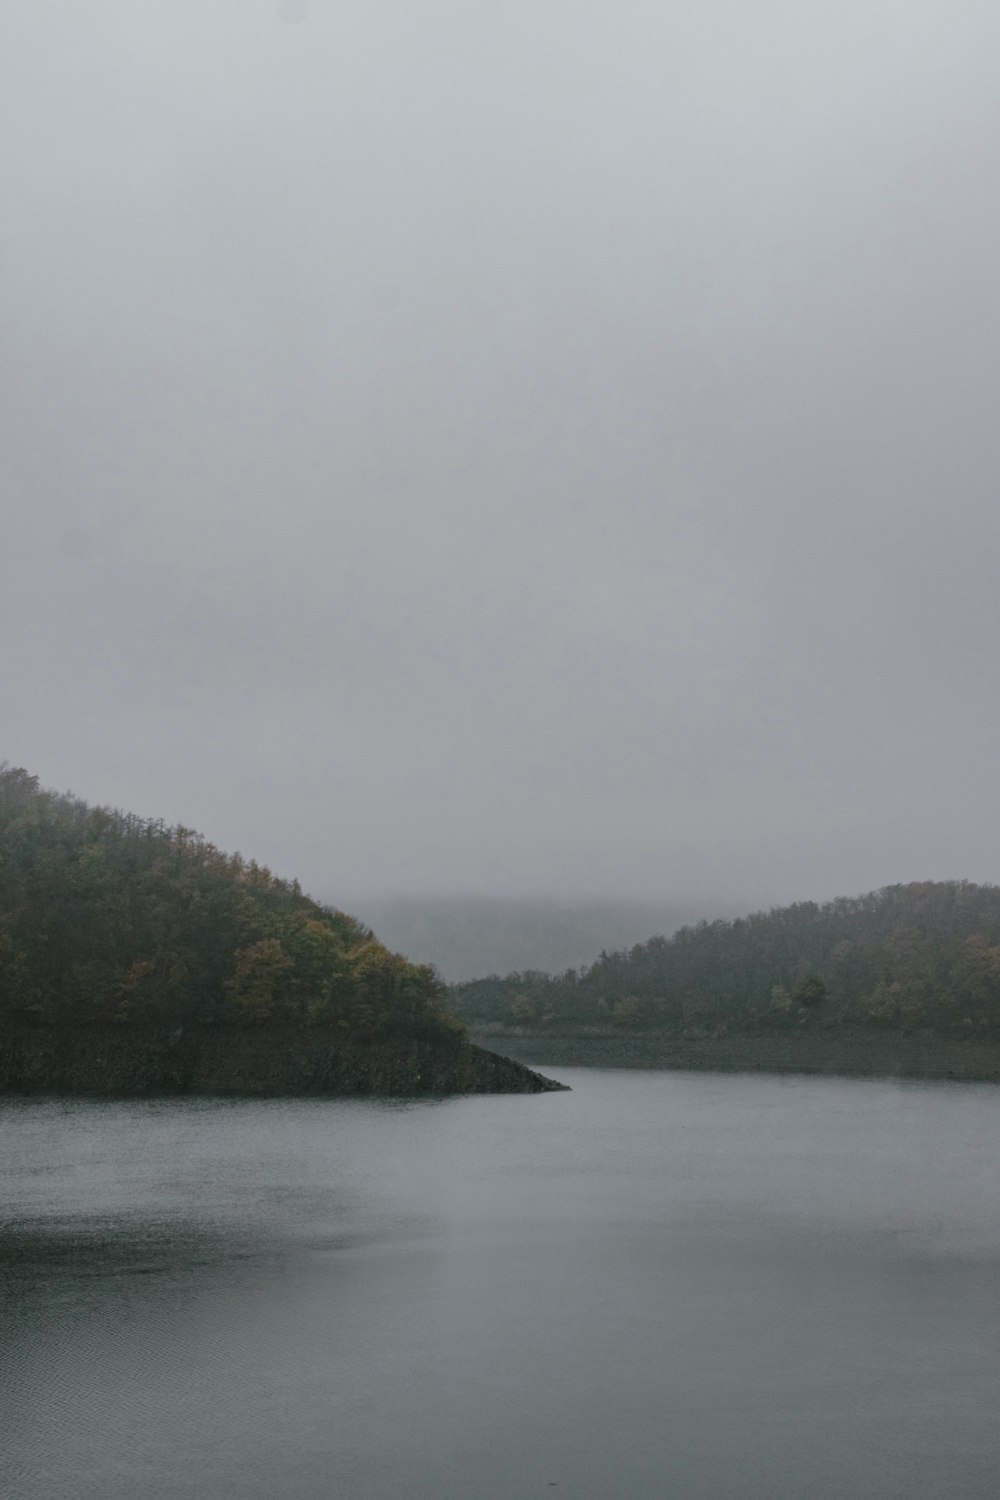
[
  {"left": 473, "top": 1029, "right": 1000, "bottom": 1082},
  {"left": 0, "top": 1025, "right": 567, "bottom": 1097}
]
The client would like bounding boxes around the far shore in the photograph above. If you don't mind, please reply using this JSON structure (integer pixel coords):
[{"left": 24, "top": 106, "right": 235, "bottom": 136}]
[{"left": 471, "top": 1029, "right": 1000, "bottom": 1082}]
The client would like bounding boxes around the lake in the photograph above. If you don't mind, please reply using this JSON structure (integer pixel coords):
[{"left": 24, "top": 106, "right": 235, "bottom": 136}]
[{"left": 3, "top": 1069, "right": 999, "bottom": 1499}]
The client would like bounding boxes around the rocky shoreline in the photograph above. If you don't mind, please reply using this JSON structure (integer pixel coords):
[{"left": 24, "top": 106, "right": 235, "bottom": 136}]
[
  {"left": 472, "top": 1029, "right": 1000, "bottom": 1082},
  {"left": 0, "top": 1024, "right": 566, "bottom": 1097}
]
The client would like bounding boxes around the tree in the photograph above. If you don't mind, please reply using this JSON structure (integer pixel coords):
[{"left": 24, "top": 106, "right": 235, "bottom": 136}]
[
  {"left": 792, "top": 974, "right": 827, "bottom": 1008},
  {"left": 225, "top": 939, "right": 293, "bottom": 1022}
]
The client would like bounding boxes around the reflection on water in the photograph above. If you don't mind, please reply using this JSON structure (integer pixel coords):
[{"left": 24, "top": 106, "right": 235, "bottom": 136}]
[
  {"left": 3, "top": 1074, "right": 1000, "bottom": 1499},
  {"left": 3, "top": 1215, "right": 257, "bottom": 1278}
]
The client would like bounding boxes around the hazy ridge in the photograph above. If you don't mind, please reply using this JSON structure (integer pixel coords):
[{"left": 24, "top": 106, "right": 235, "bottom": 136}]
[{"left": 351, "top": 895, "right": 741, "bottom": 983}]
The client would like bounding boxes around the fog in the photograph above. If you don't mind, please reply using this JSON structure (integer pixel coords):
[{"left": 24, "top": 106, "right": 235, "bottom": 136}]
[{"left": 3, "top": 2, "right": 999, "bottom": 914}]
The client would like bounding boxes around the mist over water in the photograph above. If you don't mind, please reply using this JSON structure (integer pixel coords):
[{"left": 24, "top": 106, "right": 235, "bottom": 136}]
[{"left": 4, "top": 1072, "right": 1000, "bottom": 1500}]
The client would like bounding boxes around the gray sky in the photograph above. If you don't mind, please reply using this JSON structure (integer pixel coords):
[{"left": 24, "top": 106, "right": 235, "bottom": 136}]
[{"left": 3, "top": 1, "right": 1000, "bottom": 912}]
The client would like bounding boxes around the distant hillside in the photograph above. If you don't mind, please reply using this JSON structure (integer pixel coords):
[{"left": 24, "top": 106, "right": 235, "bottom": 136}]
[
  {"left": 350, "top": 896, "right": 736, "bottom": 983},
  {"left": 0, "top": 765, "right": 558, "bottom": 1095},
  {"left": 451, "top": 883, "right": 1000, "bottom": 1040}
]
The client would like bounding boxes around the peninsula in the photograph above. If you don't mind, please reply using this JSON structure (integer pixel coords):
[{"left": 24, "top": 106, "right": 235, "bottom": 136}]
[{"left": 0, "top": 765, "right": 561, "bottom": 1097}]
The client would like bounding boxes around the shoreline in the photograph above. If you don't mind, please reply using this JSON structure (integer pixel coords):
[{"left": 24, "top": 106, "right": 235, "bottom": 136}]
[
  {"left": 471, "top": 1030, "right": 1000, "bottom": 1082},
  {"left": 0, "top": 1024, "right": 565, "bottom": 1097}
]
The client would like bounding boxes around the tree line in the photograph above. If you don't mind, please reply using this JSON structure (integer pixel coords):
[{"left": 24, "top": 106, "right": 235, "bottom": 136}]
[
  {"left": 0, "top": 765, "right": 457, "bottom": 1038},
  {"left": 449, "top": 882, "right": 1000, "bottom": 1038}
]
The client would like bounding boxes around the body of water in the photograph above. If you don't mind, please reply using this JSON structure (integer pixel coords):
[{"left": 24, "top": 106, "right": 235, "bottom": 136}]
[{"left": 3, "top": 1069, "right": 999, "bottom": 1498}]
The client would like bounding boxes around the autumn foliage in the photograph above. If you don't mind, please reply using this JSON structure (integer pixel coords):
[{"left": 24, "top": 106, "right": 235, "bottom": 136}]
[{"left": 0, "top": 765, "right": 458, "bottom": 1038}]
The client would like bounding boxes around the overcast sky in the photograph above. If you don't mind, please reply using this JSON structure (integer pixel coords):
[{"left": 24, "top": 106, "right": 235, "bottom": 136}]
[{"left": 3, "top": 1, "right": 1000, "bottom": 913}]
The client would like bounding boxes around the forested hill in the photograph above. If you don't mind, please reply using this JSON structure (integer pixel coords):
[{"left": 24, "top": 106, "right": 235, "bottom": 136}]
[
  {"left": 0, "top": 764, "right": 456, "bottom": 1040},
  {"left": 450, "top": 883, "right": 1000, "bottom": 1038}
]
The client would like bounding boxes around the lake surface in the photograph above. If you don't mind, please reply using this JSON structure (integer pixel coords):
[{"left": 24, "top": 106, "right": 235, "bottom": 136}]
[{"left": 3, "top": 1069, "right": 999, "bottom": 1499}]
